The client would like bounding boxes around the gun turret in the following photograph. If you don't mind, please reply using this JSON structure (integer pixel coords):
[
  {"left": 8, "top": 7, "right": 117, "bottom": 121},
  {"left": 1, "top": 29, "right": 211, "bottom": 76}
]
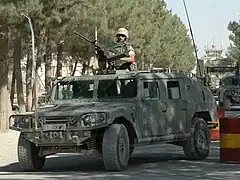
[{"left": 73, "top": 31, "right": 128, "bottom": 63}]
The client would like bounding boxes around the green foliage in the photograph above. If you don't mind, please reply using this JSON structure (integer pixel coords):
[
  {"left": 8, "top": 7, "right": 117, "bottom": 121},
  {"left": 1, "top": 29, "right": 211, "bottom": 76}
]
[
  {"left": 227, "top": 21, "right": 240, "bottom": 62},
  {"left": 78, "top": 0, "right": 195, "bottom": 72},
  {"left": 0, "top": 0, "right": 195, "bottom": 72}
]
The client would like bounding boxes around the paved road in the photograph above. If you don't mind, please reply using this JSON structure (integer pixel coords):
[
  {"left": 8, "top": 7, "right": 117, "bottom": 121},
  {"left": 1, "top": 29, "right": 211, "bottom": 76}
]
[{"left": 0, "top": 141, "right": 240, "bottom": 180}]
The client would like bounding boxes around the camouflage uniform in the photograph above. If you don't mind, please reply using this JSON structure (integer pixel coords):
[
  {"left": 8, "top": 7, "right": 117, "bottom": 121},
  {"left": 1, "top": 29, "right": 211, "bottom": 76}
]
[{"left": 115, "top": 28, "right": 136, "bottom": 71}]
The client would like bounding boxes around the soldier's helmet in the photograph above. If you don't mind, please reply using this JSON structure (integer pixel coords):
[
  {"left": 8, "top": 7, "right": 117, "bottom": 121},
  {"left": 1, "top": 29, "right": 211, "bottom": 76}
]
[{"left": 116, "top": 28, "right": 129, "bottom": 39}]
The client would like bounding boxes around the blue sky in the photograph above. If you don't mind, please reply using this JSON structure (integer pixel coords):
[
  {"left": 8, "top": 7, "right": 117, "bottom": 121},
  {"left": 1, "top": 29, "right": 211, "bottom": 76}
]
[{"left": 164, "top": 0, "right": 240, "bottom": 56}]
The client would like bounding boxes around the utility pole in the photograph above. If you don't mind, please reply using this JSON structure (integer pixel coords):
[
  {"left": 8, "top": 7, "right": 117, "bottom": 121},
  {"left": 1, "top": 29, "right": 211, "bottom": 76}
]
[{"left": 21, "top": 12, "right": 38, "bottom": 129}]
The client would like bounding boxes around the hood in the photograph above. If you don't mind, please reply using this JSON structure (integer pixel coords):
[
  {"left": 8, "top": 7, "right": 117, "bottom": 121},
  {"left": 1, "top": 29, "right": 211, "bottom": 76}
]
[{"left": 36, "top": 102, "right": 135, "bottom": 117}]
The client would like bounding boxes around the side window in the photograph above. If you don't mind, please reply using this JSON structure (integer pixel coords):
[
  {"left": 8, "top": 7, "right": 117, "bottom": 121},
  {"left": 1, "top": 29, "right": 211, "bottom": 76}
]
[
  {"left": 143, "top": 81, "right": 159, "bottom": 100},
  {"left": 167, "top": 81, "right": 181, "bottom": 99},
  {"left": 57, "top": 84, "right": 73, "bottom": 100}
]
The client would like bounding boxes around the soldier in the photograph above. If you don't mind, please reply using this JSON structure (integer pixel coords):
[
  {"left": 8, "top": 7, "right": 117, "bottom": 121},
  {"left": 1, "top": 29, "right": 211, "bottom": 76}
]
[
  {"left": 203, "top": 71, "right": 211, "bottom": 86},
  {"left": 115, "top": 28, "right": 136, "bottom": 71}
]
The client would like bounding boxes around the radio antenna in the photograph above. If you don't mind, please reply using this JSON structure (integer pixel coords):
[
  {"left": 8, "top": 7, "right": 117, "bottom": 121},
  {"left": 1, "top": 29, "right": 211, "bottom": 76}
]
[{"left": 182, "top": 0, "right": 203, "bottom": 79}]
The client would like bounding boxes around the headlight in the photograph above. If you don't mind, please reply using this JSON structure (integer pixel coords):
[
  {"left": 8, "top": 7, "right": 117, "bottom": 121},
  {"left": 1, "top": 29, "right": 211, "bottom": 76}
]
[
  {"left": 9, "top": 116, "right": 16, "bottom": 127},
  {"left": 9, "top": 115, "right": 32, "bottom": 129},
  {"left": 68, "top": 117, "right": 78, "bottom": 125},
  {"left": 21, "top": 116, "right": 30, "bottom": 124},
  {"left": 81, "top": 113, "right": 107, "bottom": 127},
  {"left": 82, "top": 115, "right": 95, "bottom": 126},
  {"left": 9, "top": 115, "right": 20, "bottom": 127}
]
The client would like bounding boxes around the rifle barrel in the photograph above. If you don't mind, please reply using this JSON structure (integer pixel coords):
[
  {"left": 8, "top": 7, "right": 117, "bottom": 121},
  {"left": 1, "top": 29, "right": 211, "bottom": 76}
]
[{"left": 73, "top": 31, "right": 96, "bottom": 44}]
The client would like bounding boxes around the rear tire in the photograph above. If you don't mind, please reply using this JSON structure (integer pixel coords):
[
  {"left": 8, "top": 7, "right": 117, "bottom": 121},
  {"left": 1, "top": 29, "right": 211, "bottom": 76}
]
[
  {"left": 18, "top": 133, "right": 45, "bottom": 171},
  {"left": 102, "top": 124, "right": 130, "bottom": 171},
  {"left": 183, "top": 118, "right": 210, "bottom": 160}
]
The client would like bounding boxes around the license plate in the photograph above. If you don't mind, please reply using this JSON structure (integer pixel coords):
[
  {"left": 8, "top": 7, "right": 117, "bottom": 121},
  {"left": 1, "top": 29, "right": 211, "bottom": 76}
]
[{"left": 43, "top": 124, "right": 66, "bottom": 131}]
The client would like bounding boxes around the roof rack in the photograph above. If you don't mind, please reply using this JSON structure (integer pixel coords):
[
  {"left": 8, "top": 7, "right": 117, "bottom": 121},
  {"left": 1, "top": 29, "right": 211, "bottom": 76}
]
[{"left": 150, "top": 68, "right": 169, "bottom": 73}]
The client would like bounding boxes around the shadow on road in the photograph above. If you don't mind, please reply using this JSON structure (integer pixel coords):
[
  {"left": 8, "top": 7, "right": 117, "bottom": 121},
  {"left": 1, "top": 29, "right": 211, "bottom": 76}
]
[
  {"left": 0, "top": 152, "right": 189, "bottom": 172},
  {"left": 0, "top": 142, "right": 239, "bottom": 180}
]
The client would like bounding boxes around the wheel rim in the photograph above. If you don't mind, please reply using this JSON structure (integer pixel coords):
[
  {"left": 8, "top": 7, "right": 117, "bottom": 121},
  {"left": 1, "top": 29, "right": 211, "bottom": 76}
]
[
  {"left": 118, "top": 134, "right": 128, "bottom": 166},
  {"left": 196, "top": 129, "right": 207, "bottom": 151}
]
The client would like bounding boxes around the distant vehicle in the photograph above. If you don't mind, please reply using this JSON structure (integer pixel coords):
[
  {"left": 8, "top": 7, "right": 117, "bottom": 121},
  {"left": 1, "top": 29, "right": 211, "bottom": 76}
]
[
  {"left": 193, "top": 46, "right": 237, "bottom": 95},
  {"left": 218, "top": 75, "right": 240, "bottom": 109},
  {"left": 204, "top": 58, "right": 236, "bottom": 94}
]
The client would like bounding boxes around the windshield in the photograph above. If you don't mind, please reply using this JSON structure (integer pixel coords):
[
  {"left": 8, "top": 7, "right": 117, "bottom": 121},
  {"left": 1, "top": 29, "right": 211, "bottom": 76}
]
[
  {"left": 97, "top": 78, "right": 137, "bottom": 99},
  {"left": 207, "top": 67, "right": 235, "bottom": 73},
  {"left": 53, "top": 80, "right": 94, "bottom": 100},
  {"left": 221, "top": 77, "right": 240, "bottom": 86}
]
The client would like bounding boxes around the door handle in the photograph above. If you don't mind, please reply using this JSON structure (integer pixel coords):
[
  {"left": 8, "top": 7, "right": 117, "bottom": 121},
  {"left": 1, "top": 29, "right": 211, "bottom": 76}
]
[
  {"left": 162, "top": 109, "right": 167, "bottom": 112},
  {"left": 181, "top": 108, "right": 187, "bottom": 111}
]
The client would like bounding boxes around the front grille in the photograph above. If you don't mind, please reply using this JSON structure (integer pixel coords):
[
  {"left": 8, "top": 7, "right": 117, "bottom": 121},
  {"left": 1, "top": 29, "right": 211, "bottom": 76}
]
[{"left": 38, "top": 116, "right": 69, "bottom": 124}]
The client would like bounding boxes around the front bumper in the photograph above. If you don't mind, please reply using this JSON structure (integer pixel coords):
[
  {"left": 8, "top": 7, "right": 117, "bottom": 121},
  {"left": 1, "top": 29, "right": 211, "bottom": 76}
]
[
  {"left": 22, "top": 130, "right": 92, "bottom": 146},
  {"left": 9, "top": 115, "right": 108, "bottom": 146}
]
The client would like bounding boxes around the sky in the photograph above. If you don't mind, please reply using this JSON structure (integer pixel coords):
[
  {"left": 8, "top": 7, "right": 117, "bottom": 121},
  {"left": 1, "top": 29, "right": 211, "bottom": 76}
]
[{"left": 164, "top": 0, "right": 240, "bottom": 57}]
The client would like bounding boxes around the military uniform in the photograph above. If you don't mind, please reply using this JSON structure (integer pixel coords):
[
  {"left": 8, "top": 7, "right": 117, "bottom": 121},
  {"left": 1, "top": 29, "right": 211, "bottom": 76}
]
[
  {"left": 115, "top": 43, "right": 135, "bottom": 70},
  {"left": 96, "top": 28, "right": 136, "bottom": 73},
  {"left": 114, "top": 28, "right": 136, "bottom": 71}
]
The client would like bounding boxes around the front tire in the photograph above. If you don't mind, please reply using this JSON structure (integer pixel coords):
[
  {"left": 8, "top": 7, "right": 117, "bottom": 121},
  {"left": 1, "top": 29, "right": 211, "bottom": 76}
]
[
  {"left": 18, "top": 133, "right": 45, "bottom": 171},
  {"left": 183, "top": 118, "right": 210, "bottom": 160},
  {"left": 102, "top": 124, "right": 130, "bottom": 171}
]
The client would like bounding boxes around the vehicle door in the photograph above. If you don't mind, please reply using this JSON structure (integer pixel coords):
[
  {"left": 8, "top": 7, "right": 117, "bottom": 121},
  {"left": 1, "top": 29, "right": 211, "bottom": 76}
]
[
  {"left": 140, "top": 80, "right": 168, "bottom": 137},
  {"left": 165, "top": 80, "right": 187, "bottom": 134}
]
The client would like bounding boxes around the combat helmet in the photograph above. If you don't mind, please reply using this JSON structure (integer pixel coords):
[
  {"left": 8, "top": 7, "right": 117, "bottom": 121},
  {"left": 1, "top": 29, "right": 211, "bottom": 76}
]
[{"left": 116, "top": 28, "right": 129, "bottom": 39}]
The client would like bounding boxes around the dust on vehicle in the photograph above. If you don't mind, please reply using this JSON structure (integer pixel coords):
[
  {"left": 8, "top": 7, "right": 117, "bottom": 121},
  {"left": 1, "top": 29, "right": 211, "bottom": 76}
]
[{"left": 9, "top": 69, "right": 217, "bottom": 172}]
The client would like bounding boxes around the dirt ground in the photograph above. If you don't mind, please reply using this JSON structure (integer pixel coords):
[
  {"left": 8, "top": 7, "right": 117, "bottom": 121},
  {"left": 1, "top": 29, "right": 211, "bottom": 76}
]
[{"left": 0, "top": 130, "right": 20, "bottom": 166}]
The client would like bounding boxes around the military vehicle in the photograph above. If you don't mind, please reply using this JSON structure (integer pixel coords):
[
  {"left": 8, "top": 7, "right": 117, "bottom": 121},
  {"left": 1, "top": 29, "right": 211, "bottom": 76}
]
[
  {"left": 196, "top": 45, "right": 237, "bottom": 95},
  {"left": 218, "top": 75, "right": 240, "bottom": 110},
  {"left": 204, "top": 58, "right": 236, "bottom": 94},
  {"left": 9, "top": 68, "right": 217, "bottom": 172}
]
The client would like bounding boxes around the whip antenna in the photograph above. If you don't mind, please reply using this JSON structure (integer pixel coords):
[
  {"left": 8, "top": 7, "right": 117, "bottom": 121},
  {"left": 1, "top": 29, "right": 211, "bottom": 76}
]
[{"left": 182, "top": 0, "right": 203, "bottom": 79}]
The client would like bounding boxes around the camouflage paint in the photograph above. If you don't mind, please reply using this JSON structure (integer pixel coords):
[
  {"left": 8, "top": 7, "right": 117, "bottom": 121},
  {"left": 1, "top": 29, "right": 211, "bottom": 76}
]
[{"left": 9, "top": 70, "right": 217, "bottom": 155}]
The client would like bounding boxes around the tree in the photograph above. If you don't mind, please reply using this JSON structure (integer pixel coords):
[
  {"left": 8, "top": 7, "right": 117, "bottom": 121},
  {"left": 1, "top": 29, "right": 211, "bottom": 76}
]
[
  {"left": 227, "top": 20, "right": 240, "bottom": 64},
  {"left": 0, "top": 0, "right": 196, "bottom": 132},
  {"left": 0, "top": 2, "right": 15, "bottom": 131},
  {"left": 90, "top": 0, "right": 195, "bottom": 72}
]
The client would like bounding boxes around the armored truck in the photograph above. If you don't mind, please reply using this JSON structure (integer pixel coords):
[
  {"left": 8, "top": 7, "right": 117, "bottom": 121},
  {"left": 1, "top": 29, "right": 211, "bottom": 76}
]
[
  {"left": 9, "top": 70, "right": 217, "bottom": 171},
  {"left": 203, "top": 58, "right": 236, "bottom": 94},
  {"left": 218, "top": 75, "right": 240, "bottom": 109}
]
